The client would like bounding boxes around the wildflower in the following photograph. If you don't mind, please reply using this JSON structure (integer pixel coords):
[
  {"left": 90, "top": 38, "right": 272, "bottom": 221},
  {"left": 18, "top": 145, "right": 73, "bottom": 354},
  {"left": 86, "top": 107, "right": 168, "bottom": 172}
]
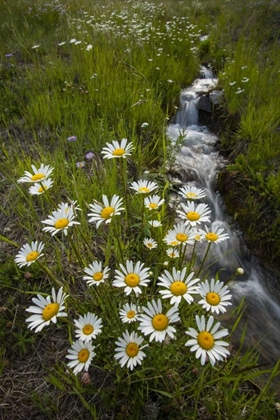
[
  {"left": 114, "top": 330, "right": 147, "bottom": 370},
  {"left": 86, "top": 44, "right": 93, "bottom": 51},
  {"left": 42, "top": 203, "right": 80, "bottom": 236},
  {"left": 177, "top": 201, "right": 211, "bottom": 227},
  {"left": 101, "top": 138, "right": 134, "bottom": 159},
  {"left": 26, "top": 287, "right": 68, "bottom": 333},
  {"left": 236, "top": 267, "right": 244, "bottom": 275},
  {"left": 28, "top": 178, "right": 53, "bottom": 195},
  {"left": 113, "top": 260, "right": 151, "bottom": 296},
  {"left": 164, "top": 223, "right": 195, "bottom": 247},
  {"left": 144, "top": 195, "right": 165, "bottom": 210},
  {"left": 15, "top": 241, "right": 45, "bottom": 268},
  {"left": 166, "top": 248, "right": 179, "bottom": 259},
  {"left": 69, "top": 38, "right": 77, "bottom": 44},
  {"left": 17, "top": 163, "right": 54, "bottom": 183},
  {"left": 88, "top": 194, "right": 124, "bottom": 228},
  {"left": 185, "top": 315, "right": 230, "bottom": 366},
  {"left": 197, "top": 279, "right": 232, "bottom": 314},
  {"left": 148, "top": 220, "right": 162, "bottom": 228},
  {"left": 66, "top": 340, "right": 96, "bottom": 375},
  {"left": 138, "top": 299, "right": 180, "bottom": 343},
  {"left": 76, "top": 161, "right": 86, "bottom": 168},
  {"left": 198, "top": 225, "right": 229, "bottom": 243},
  {"left": 57, "top": 200, "right": 81, "bottom": 213},
  {"left": 5, "top": 53, "right": 13, "bottom": 58},
  {"left": 141, "top": 122, "right": 149, "bottom": 128},
  {"left": 119, "top": 303, "right": 141, "bottom": 323},
  {"left": 85, "top": 151, "right": 95, "bottom": 159},
  {"left": 74, "top": 312, "right": 103, "bottom": 341},
  {"left": 83, "top": 261, "right": 110, "bottom": 286},
  {"left": 130, "top": 179, "right": 158, "bottom": 194},
  {"left": 143, "top": 238, "right": 157, "bottom": 250},
  {"left": 158, "top": 268, "right": 200, "bottom": 305},
  {"left": 178, "top": 186, "right": 206, "bottom": 200},
  {"left": 58, "top": 42, "right": 66, "bottom": 46},
  {"left": 32, "top": 45, "right": 40, "bottom": 49},
  {"left": 67, "top": 135, "right": 77, "bottom": 142}
]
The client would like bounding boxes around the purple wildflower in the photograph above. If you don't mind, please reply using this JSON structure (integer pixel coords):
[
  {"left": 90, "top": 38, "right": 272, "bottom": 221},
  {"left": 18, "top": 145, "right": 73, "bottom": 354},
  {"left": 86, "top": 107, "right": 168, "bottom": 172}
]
[
  {"left": 67, "top": 135, "right": 77, "bottom": 142},
  {"left": 85, "top": 151, "right": 95, "bottom": 160},
  {"left": 76, "top": 161, "right": 86, "bottom": 168}
]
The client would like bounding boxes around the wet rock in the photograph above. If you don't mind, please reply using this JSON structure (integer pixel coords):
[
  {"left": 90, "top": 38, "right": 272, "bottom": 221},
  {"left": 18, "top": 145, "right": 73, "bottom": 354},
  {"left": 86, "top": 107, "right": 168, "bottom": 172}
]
[
  {"left": 197, "top": 95, "right": 212, "bottom": 113},
  {"left": 209, "top": 89, "right": 224, "bottom": 105}
]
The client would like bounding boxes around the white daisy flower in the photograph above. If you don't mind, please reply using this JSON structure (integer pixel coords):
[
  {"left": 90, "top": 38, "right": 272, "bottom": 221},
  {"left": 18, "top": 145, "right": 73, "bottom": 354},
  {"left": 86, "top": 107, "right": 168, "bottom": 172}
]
[
  {"left": 57, "top": 200, "right": 82, "bottom": 213},
  {"left": 178, "top": 186, "right": 206, "bottom": 200},
  {"left": 138, "top": 298, "right": 180, "bottom": 342},
  {"left": 143, "top": 238, "right": 157, "bottom": 250},
  {"left": 28, "top": 178, "right": 53, "bottom": 195},
  {"left": 197, "top": 279, "right": 232, "bottom": 314},
  {"left": 17, "top": 163, "right": 54, "bottom": 183},
  {"left": 83, "top": 261, "right": 110, "bottom": 287},
  {"left": 26, "top": 287, "right": 68, "bottom": 333},
  {"left": 158, "top": 268, "right": 200, "bottom": 305},
  {"left": 42, "top": 203, "right": 80, "bottom": 236},
  {"left": 74, "top": 312, "right": 103, "bottom": 341},
  {"left": 114, "top": 330, "right": 147, "bottom": 370},
  {"left": 88, "top": 194, "right": 124, "bottom": 228},
  {"left": 113, "top": 260, "right": 151, "bottom": 296},
  {"left": 176, "top": 201, "right": 211, "bottom": 227},
  {"left": 130, "top": 179, "right": 158, "bottom": 194},
  {"left": 15, "top": 241, "right": 44, "bottom": 268},
  {"left": 101, "top": 138, "right": 134, "bottom": 159},
  {"left": 198, "top": 225, "right": 229, "bottom": 243},
  {"left": 119, "top": 303, "right": 141, "bottom": 323},
  {"left": 166, "top": 248, "right": 179, "bottom": 259},
  {"left": 185, "top": 315, "right": 230, "bottom": 366},
  {"left": 144, "top": 195, "right": 165, "bottom": 210},
  {"left": 66, "top": 340, "right": 96, "bottom": 375},
  {"left": 164, "top": 223, "right": 195, "bottom": 247},
  {"left": 148, "top": 220, "right": 162, "bottom": 228}
]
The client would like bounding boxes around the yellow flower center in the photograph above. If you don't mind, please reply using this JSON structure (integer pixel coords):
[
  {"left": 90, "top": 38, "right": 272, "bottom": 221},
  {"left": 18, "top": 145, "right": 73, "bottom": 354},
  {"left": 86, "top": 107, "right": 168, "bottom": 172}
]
[
  {"left": 26, "top": 251, "right": 39, "bottom": 262},
  {"left": 101, "top": 206, "right": 114, "bottom": 219},
  {"left": 127, "top": 310, "right": 136, "bottom": 319},
  {"left": 194, "top": 235, "right": 201, "bottom": 241},
  {"left": 42, "top": 303, "right": 59, "bottom": 321},
  {"left": 206, "top": 292, "right": 220, "bottom": 306},
  {"left": 31, "top": 173, "right": 45, "bottom": 181},
  {"left": 176, "top": 233, "right": 188, "bottom": 242},
  {"left": 138, "top": 187, "right": 149, "bottom": 193},
  {"left": 152, "top": 314, "right": 169, "bottom": 331},
  {"left": 125, "top": 273, "right": 140, "bottom": 287},
  {"left": 170, "top": 281, "right": 187, "bottom": 296},
  {"left": 93, "top": 272, "right": 103, "bottom": 281},
  {"left": 205, "top": 232, "right": 219, "bottom": 242},
  {"left": 187, "top": 211, "right": 200, "bottom": 221},
  {"left": 197, "top": 331, "right": 214, "bottom": 350},
  {"left": 54, "top": 218, "right": 69, "bottom": 229},
  {"left": 126, "top": 342, "right": 139, "bottom": 357},
  {"left": 146, "top": 242, "right": 154, "bottom": 248},
  {"left": 149, "top": 203, "right": 158, "bottom": 209},
  {"left": 82, "top": 324, "right": 94, "bottom": 335},
  {"left": 186, "top": 192, "right": 197, "bottom": 198},
  {"left": 78, "top": 348, "right": 90, "bottom": 363},
  {"left": 170, "top": 240, "right": 179, "bottom": 246},
  {"left": 112, "top": 148, "right": 125, "bottom": 156}
]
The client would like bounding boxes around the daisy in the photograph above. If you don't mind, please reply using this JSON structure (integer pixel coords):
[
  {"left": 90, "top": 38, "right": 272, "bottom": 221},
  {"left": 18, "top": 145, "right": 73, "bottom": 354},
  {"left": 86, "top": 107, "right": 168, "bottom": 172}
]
[
  {"left": 138, "top": 298, "right": 180, "bottom": 342},
  {"left": 88, "top": 194, "right": 124, "bottom": 228},
  {"left": 28, "top": 178, "right": 53, "bottom": 195},
  {"left": 26, "top": 287, "right": 68, "bottom": 333},
  {"left": 113, "top": 260, "right": 151, "bottom": 296},
  {"left": 42, "top": 203, "right": 80, "bottom": 236},
  {"left": 158, "top": 268, "right": 200, "bottom": 305},
  {"left": 143, "top": 238, "right": 157, "bottom": 250},
  {"left": 144, "top": 195, "right": 165, "bottom": 210},
  {"left": 17, "top": 163, "right": 54, "bottom": 183},
  {"left": 66, "top": 340, "right": 96, "bottom": 375},
  {"left": 119, "top": 303, "right": 141, "bottom": 323},
  {"left": 197, "top": 279, "right": 232, "bottom": 314},
  {"left": 15, "top": 241, "right": 44, "bottom": 268},
  {"left": 166, "top": 248, "right": 179, "bottom": 259},
  {"left": 101, "top": 138, "right": 134, "bottom": 159},
  {"left": 178, "top": 186, "right": 206, "bottom": 200},
  {"left": 74, "top": 312, "right": 103, "bottom": 341},
  {"left": 185, "top": 315, "right": 230, "bottom": 366},
  {"left": 83, "top": 261, "right": 110, "bottom": 287},
  {"left": 164, "top": 223, "right": 195, "bottom": 247},
  {"left": 114, "top": 330, "right": 147, "bottom": 370},
  {"left": 198, "top": 225, "right": 229, "bottom": 243},
  {"left": 148, "top": 220, "right": 162, "bottom": 228},
  {"left": 176, "top": 201, "right": 211, "bottom": 227},
  {"left": 57, "top": 200, "right": 82, "bottom": 213},
  {"left": 130, "top": 179, "right": 158, "bottom": 194}
]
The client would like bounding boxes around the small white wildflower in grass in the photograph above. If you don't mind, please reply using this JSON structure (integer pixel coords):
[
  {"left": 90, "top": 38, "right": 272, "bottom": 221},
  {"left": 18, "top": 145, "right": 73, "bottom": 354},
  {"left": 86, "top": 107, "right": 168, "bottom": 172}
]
[
  {"left": 28, "top": 178, "right": 53, "bottom": 195},
  {"left": 143, "top": 238, "right": 157, "bottom": 250},
  {"left": 138, "top": 298, "right": 180, "bottom": 343},
  {"left": 88, "top": 194, "right": 124, "bottom": 228},
  {"left": 198, "top": 225, "right": 229, "bottom": 243},
  {"left": 141, "top": 122, "right": 149, "bottom": 128},
  {"left": 237, "top": 267, "right": 244, "bottom": 275},
  {"left": 66, "top": 340, "right": 96, "bottom": 375},
  {"left": 229, "top": 81, "right": 236, "bottom": 86},
  {"left": 167, "top": 79, "right": 173, "bottom": 83},
  {"left": 177, "top": 201, "right": 211, "bottom": 227},
  {"left": 26, "top": 287, "right": 67, "bottom": 333},
  {"left": 69, "top": 38, "right": 76, "bottom": 43},
  {"left": 101, "top": 138, "right": 134, "bottom": 159},
  {"left": 113, "top": 260, "right": 150, "bottom": 296},
  {"left": 166, "top": 248, "right": 179, "bottom": 259},
  {"left": 17, "top": 163, "right": 54, "bottom": 183},
  {"left": 15, "top": 241, "right": 44, "bottom": 268},
  {"left": 32, "top": 44, "right": 40, "bottom": 49},
  {"left": 114, "top": 330, "right": 147, "bottom": 370},
  {"left": 58, "top": 41, "right": 66, "bottom": 46},
  {"left": 197, "top": 279, "right": 232, "bottom": 314},
  {"left": 178, "top": 185, "right": 206, "bottom": 200},
  {"left": 149, "top": 220, "right": 162, "bottom": 228},
  {"left": 164, "top": 223, "right": 195, "bottom": 246},
  {"left": 74, "top": 312, "right": 103, "bottom": 341},
  {"left": 130, "top": 179, "right": 158, "bottom": 194},
  {"left": 158, "top": 268, "right": 200, "bottom": 305},
  {"left": 83, "top": 261, "right": 110, "bottom": 286},
  {"left": 42, "top": 203, "right": 80, "bottom": 236},
  {"left": 119, "top": 303, "right": 141, "bottom": 323},
  {"left": 185, "top": 315, "right": 230, "bottom": 366},
  {"left": 144, "top": 195, "right": 165, "bottom": 210}
]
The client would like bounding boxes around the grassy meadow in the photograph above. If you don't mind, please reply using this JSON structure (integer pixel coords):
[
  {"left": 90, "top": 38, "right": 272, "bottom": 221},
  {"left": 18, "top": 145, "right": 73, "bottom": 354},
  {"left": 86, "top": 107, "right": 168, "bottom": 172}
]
[{"left": 1, "top": 0, "right": 280, "bottom": 419}]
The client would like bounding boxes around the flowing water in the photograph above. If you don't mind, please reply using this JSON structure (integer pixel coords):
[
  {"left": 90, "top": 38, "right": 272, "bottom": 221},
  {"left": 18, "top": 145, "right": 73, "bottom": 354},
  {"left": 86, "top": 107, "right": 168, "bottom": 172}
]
[{"left": 167, "top": 67, "right": 280, "bottom": 392}]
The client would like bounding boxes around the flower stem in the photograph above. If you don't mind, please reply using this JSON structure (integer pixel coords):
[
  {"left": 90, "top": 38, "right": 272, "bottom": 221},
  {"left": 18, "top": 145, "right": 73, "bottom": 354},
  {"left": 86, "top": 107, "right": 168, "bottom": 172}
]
[{"left": 197, "top": 242, "right": 212, "bottom": 277}]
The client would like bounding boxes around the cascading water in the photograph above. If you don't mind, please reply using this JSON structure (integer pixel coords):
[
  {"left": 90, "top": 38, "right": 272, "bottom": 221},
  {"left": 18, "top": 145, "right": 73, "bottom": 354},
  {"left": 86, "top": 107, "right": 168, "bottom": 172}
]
[{"left": 167, "top": 66, "right": 280, "bottom": 392}]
